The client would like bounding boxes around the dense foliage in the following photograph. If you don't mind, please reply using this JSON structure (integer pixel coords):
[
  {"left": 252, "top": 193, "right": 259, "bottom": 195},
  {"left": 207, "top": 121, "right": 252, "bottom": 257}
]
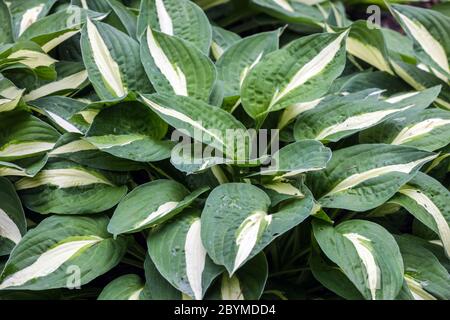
[{"left": 0, "top": 0, "right": 449, "bottom": 300}]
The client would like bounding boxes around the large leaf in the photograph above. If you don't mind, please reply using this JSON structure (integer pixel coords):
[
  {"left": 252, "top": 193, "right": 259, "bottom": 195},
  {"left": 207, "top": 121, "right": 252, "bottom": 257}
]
[
  {"left": 241, "top": 31, "right": 348, "bottom": 122},
  {"left": 98, "top": 274, "right": 146, "bottom": 300},
  {"left": 390, "top": 4, "right": 450, "bottom": 82},
  {"left": 313, "top": 219, "right": 404, "bottom": 300},
  {"left": 85, "top": 101, "right": 172, "bottom": 162},
  {"left": 294, "top": 86, "right": 441, "bottom": 143},
  {"left": 0, "top": 215, "right": 127, "bottom": 290},
  {"left": 147, "top": 209, "right": 223, "bottom": 300},
  {"left": 396, "top": 235, "right": 450, "bottom": 300},
  {"left": 211, "top": 26, "right": 241, "bottom": 61},
  {"left": 360, "top": 108, "right": 450, "bottom": 152},
  {"left": 216, "top": 30, "right": 279, "bottom": 104},
  {"left": 0, "top": 110, "right": 60, "bottom": 161},
  {"left": 206, "top": 253, "right": 268, "bottom": 300},
  {"left": 390, "top": 172, "right": 450, "bottom": 258},
  {"left": 18, "top": 5, "right": 105, "bottom": 52},
  {"left": 201, "top": 183, "right": 314, "bottom": 274},
  {"left": 143, "top": 253, "right": 183, "bottom": 299},
  {"left": 0, "top": 177, "right": 26, "bottom": 256},
  {"left": 108, "top": 180, "right": 208, "bottom": 235},
  {"left": 81, "top": 19, "right": 152, "bottom": 100},
  {"left": 137, "top": 0, "right": 212, "bottom": 54},
  {"left": 140, "top": 27, "right": 216, "bottom": 101},
  {"left": 139, "top": 93, "right": 250, "bottom": 159},
  {"left": 15, "top": 159, "right": 128, "bottom": 215},
  {"left": 307, "top": 144, "right": 437, "bottom": 211}
]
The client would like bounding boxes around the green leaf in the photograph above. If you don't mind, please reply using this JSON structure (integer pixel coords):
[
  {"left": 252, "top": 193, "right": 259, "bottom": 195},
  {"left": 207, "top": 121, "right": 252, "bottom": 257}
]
[
  {"left": 216, "top": 30, "right": 279, "bottom": 104},
  {"left": 390, "top": 172, "right": 450, "bottom": 258},
  {"left": 250, "top": 0, "right": 324, "bottom": 26},
  {"left": 211, "top": 26, "right": 241, "bottom": 61},
  {"left": 360, "top": 107, "right": 450, "bottom": 152},
  {"left": 307, "top": 144, "right": 437, "bottom": 211},
  {"left": 0, "top": 75, "right": 24, "bottom": 113},
  {"left": 241, "top": 31, "right": 348, "bottom": 122},
  {"left": 0, "top": 110, "right": 60, "bottom": 161},
  {"left": 18, "top": 5, "right": 105, "bottom": 52},
  {"left": 85, "top": 101, "right": 172, "bottom": 162},
  {"left": 201, "top": 183, "right": 314, "bottom": 274},
  {"left": 206, "top": 253, "right": 268, "bottom": 300},
  {"left": 139, "top": 93, "right": 250, "bottom": 159},
  {"left": 106, "top": 0, "right": 138, "bottom": 39},
  {"left": 108, "top": 180, "right": 208, "bottom": 235},
  {"left": 147, "top": 209, "right": 223, "bottom": 300},
  {"left": 390, "top": 4, "right": 450, "bottom": 82},
  {"left": 0, "top": 1, "right": 13, "bottom": 44},
  {"left": 313, "top": 219, "right": 404, "bottom": 300},
  {"left": 294, "top": 86, "right": 441, "bottom": 143},
  {"left": 0, "top": 155, "right": 48, "bottom": 178},
  {"left": 8, "top": 0, "right": 57, "bottom": 40},
  {"left": 0, "top": 215, "right": 127, "bottom": 290},
  {"left": 396, "top": 235, "right": 450, "bottom": 300},
  {"left": 143, "top": 253, "right": 183, "bottom": 299},
  {"left": 0, "top": 177, "right": 26, "bottom": 256},
  {"left": 137, "top": 0, "right": 212, "bottom": 54},
  {"left": 140, "top": 27, "right": 216, "bottom": 101},
  {"left": 98, "top": 274, "right": 146, "bottom": 300},
  {"left": 15, "top": 159, "right": 128, "bottom": 215},
  {"left": 80, "top": 19, "right": 152, "bottom": 100}
]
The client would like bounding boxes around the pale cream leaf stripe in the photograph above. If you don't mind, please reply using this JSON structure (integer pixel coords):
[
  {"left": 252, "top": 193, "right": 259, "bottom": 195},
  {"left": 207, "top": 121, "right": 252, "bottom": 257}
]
[
  {"left": 0, "top": 208, "right": 22, "bottom": 244},
  {"left": 391, "top": 119, "right": 450, "bottom": 145},
  {"left": 155, "top": 0, "right": 173, "bottom": 35},
  {"left": 184, "top": 219, "right": 207, "bottom": 300},
  {"left": 15, "top": 168, "right": 114, "bottom": 190},
  {"left": 86, "top": 19, "right": 125, "bottom": 97},
  {"left": 134, "top": 201, "right": 179, "bottom": 229},
  {"left": 0, "top": 141, "right": 55, "bottom": 158}
]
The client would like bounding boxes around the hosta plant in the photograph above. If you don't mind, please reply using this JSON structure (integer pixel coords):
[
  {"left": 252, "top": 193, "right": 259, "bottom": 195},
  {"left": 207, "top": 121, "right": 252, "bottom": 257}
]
[{"left": 0, "top": 0, "right": 449, "bottom": 301}]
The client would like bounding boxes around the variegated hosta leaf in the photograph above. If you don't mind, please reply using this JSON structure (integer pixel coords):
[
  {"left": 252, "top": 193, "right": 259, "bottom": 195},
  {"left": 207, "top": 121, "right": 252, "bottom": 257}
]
[
  {"left": 108, "top": 180, "right": 208, "bottom": 235},
  {"left": 8, "top": 0, "right": 57, "bottom": 39},
  {"left": 0, "top": 155, "right": 48, "bottom": 178},
  {"left": 396, "top": 235, "right": 450, "bottom": 300},
  {"left": 0, "top": 110, "right": 60, "bottom": 161},
  {"left": 360, "top": 108, "right": 450, "bottom": 152},
  {"left": 250, "top": 0, "right": 324, "bottom": 26},
  {"left": 0, "top": 75, "right": 24, "bottom": 113},
  {"left": 201, "top": 183, "right": 314, "bottom": 274},
  {"left": 211, "top": 26, "right": 241, "bottom": 61},
  {"left": 140, "top": 93, "right": 250, "bottom": 159},
  {"left": 241, "top": 31, "right": 348, "bottom": 122},
  {"left": 22, "top": 61, "right": 88, "bottom": 102},
  {"left": 0, "top": 177, "right": 26, "bottom": 256},
  {"left": 15, "top": 159, "right": 128, "bottom": 215},
  {"left": 310, "top": 250, "right": 364, "bottom": 300},
  {"left": 1, "top": 41, "right": 57, "bottom": 73},
  {"left": 106, "top": 0, "right": 138, "bottom": 39},
  {"left": 216, "top": 30, "right": 279, "bottom": 105},
  {"left": 72, "top": 0, "right": 110, "bottom": 12},
  {"left": 307, "top": 144, "right": 437, "bottom": 211},
  {"left": 206, "top": 253, "right": 268, "bottom": 300},
  {"left": 85, "top": 101, "right": 172, "bottom": 162},
  {"left": 260, "top": 140, "right": 331, "bottom": 178},
  {"left": 313, "top": 219, "right": 404, "bottom": 300},
  {"left": 18, "top": 5, "right": 105, "bottom": 53},
  {"left": 147, "top": 209, "right": 223, "bottom": 300},
  {"left": 50, "top": 133, "right": 143, "bottom": 172},
  {"left": 294, "top": 86, "right": 441, "bottom": 142},
  {"left": 391, "top": 4, "right": 450, "bottom": 82},
  {"left": 143, "top": 253, "right": 183, "bottom": 300},
  {"left": 140, "top": 27, "right": 216, "bottom": 101},
  {"left": 29, "top": 96, "right": 91, "bottom": 134},
  {"left": 98, "top": 274, "right": 146, "bottom": 300},
  {"left": 0, "top": 215, "right": 127, "bottom": 290},
  {"left": 390, "top": 59, "right": 450, "bottom": 110},
  {"left": 137, "top": 0, "right": 212, "bottom": 54},
  {"left": 389, "top": 172, "right": 450, "bottom": 258},
  {"left": 346, "top": 20, "right": 393, "bottom": 75},
  {"left": 81, "top": 19, "right": 152, "bottom": 100}
]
